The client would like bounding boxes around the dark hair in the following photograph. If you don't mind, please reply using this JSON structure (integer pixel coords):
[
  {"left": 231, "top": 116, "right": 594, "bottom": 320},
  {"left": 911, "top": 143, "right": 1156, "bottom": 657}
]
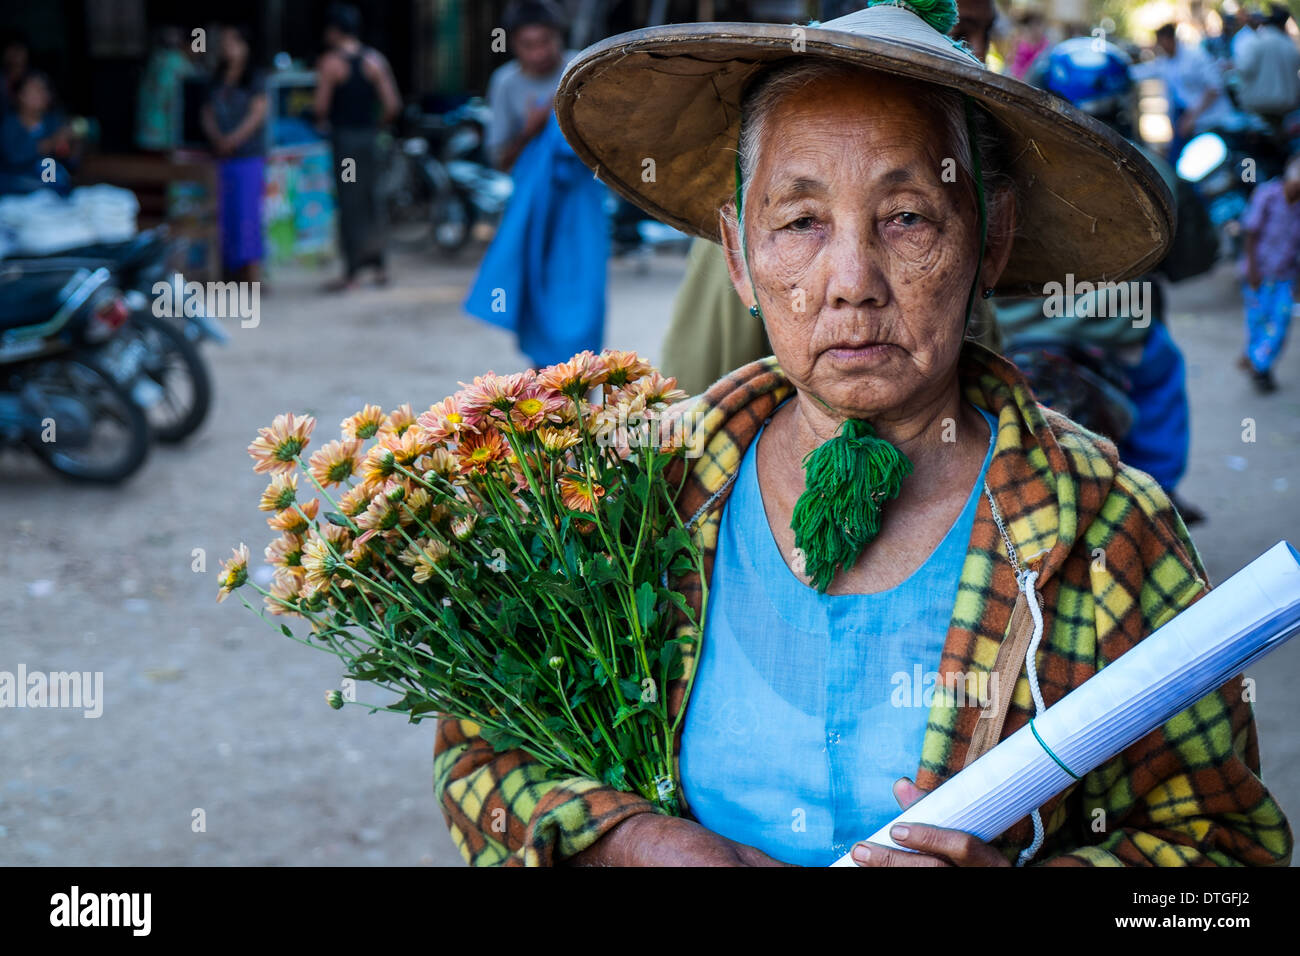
[
  {"left": 216, "top": 25, "right": 257, "bottom": 90},
  {"left": 326, "top": 3, "right": 361, "bottom": 37},
  {"left": 1270, "top": 3, "right": 1291, "bottom": 27},
  {"left": 1155, "top": 23, "right": 1177, "bottom": 41},
  {"left": 14, "top": 69, "right": 51, "bottom": 96},
  {"left": 504, "top": 0, "right": 568, "bottom": 38}
]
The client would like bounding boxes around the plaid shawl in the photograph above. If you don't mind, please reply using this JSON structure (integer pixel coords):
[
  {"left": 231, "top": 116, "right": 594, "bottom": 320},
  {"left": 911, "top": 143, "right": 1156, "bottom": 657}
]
[{"left": 433, "top": 342, "right": 1293, "bottom": 867}]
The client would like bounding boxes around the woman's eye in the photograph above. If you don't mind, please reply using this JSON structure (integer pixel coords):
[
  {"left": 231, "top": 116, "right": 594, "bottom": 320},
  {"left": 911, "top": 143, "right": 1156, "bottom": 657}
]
[
  {"left": 784, "top": 216, "right": 817, "bottom": 232},
  {"left": 891, "top": 211, "right": 924, "bottom": 227}
]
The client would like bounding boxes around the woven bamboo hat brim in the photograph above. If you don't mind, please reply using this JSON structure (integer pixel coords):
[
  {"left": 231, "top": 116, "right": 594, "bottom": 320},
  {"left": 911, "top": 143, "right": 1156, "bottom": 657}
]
[{"left": 554, "top": 3, "right": 1174, "bottom": 295}]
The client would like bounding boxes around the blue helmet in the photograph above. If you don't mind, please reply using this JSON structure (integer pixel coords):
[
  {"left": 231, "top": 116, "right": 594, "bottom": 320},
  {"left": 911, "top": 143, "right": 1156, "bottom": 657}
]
[{"left": 1039, "top": 37, "right": 1135, "bottom": 133}]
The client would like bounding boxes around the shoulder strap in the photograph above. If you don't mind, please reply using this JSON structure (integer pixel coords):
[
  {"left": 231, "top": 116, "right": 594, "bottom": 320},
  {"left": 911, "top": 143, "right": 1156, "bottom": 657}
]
[{"left": 963, "top": 587, "right": 1043, "bottom": 767}]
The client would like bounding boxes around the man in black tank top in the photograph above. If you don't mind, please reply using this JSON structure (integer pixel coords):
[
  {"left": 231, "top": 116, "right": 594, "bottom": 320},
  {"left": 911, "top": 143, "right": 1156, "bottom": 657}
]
[{"left": 314, "top": 3, "right": 401, "bottom": 291}]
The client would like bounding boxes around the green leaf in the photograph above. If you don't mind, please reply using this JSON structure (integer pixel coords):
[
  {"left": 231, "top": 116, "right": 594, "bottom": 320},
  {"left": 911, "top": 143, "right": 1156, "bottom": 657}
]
[
  {"left": 618, "top": 677, "right": 642, "bottom": 702},
  {"left": 634, "top": 581, "right": 657, "bottom": 631}
]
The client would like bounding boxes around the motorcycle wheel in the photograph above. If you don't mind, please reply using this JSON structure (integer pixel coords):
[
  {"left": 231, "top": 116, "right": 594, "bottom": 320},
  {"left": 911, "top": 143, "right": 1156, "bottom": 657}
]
[
  {"left": 25, "top": 359, "right": 151, "bottom": 484},
  {"left": 128, "top": 313, "right": 213, "bottom": 442},
  {"left": 431, "top": 190, "right": 473, "bottom": 258}
]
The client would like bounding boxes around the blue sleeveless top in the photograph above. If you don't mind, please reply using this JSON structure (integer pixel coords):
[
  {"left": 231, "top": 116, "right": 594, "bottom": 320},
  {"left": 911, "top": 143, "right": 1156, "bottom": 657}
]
[{"left": 679, "top": 403, "right": 997, "bottom": 866}]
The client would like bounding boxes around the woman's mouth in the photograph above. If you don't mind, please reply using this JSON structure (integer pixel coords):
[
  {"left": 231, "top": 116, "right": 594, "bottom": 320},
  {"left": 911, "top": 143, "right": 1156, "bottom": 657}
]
[{"left": 824, "top": 342, "right": 896, "bottom": 365}]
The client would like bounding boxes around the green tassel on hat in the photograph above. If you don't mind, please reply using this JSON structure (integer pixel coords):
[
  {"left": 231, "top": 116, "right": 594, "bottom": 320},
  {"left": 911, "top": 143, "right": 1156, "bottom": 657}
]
[
  {"left": 791, "top": 418, "right": 913, "bottom": 592},
  {"left": 865, "top": 0, "right": 958, "bottom": 35}
]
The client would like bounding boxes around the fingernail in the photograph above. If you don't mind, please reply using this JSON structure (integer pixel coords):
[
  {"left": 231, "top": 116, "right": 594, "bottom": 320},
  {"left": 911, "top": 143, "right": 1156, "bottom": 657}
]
[
  {"left": 852, "top": 844, "right": 871, "bottom": 863},
  {"left": 891, "top": 825, "right": 910, "bottom": 842}
]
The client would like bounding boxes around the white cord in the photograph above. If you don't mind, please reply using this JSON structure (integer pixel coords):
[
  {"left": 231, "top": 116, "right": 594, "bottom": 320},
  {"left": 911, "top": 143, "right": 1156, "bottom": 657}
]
[{"left": 1016, "top": 568, "right": 1047, "bottom": 867}]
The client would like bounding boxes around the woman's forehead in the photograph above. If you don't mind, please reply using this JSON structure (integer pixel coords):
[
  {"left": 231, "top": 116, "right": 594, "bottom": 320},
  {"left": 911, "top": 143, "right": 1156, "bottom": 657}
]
[{"left": 753, "top": 94, "right": 952, "bottom": 188}]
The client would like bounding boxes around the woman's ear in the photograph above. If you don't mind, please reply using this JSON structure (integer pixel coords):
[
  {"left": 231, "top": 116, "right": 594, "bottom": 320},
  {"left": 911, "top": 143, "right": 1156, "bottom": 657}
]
[
  {"left": 718, "top": 205, "right": 756, "bottom": 311},
  {"left": 978, "top": 188, "right": 1017, "bottom": 291}
]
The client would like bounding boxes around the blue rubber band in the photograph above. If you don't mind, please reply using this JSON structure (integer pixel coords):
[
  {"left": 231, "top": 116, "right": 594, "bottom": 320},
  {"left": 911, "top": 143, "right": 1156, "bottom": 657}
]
[{"left": 1029, "top": 718, "right": 1079, "bottom": 780}]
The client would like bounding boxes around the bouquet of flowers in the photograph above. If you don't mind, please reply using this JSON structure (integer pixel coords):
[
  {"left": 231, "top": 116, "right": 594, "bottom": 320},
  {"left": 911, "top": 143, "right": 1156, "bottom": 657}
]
[{"left": 217, "top": 350, "right": 704, "bottom": 813}]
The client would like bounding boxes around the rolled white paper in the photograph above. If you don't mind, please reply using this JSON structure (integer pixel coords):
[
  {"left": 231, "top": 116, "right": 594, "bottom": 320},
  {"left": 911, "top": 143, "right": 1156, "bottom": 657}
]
[{"left": 832, "top": 540, "right": 1300, "bottom": 867}]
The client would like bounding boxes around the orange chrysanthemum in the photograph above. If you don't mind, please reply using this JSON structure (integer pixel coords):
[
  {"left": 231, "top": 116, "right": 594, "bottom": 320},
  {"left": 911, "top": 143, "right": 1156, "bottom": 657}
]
[
  {"left": 455, "top": 429, "right": 511, "bottom": 476},
  {"left": 557, "top": 475, "right": 605, "bottom": 514}
]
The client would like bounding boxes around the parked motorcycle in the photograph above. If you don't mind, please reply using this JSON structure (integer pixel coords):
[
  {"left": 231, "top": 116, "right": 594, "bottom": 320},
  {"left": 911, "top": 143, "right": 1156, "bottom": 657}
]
[
  {"left": 1176, "top": 131, "right": 1255, "bottom": 260},
  {"left": 12, "top": 226, "right": 220, "bottom": 442},
  {"left": 381, "top": 101, "right": 513, "bottom": 257},
  {"left": 0, "top": 262, "right": 150, "bottom": 482}
]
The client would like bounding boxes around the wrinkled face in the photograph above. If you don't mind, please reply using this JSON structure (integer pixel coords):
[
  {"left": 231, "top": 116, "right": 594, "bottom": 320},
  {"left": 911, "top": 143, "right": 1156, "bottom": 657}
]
[{"left": 723, "top": 72, "right": 988, "bottom": 422}]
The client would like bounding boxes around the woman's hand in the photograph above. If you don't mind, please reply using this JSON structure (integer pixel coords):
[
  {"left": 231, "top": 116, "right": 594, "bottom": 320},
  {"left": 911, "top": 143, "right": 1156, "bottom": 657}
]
[
  {"left": 568, "top": 810, "right": 794, "bottom": 867},
  {"left": 849, "top": 778, "right": 1011, "bottom": 867}
]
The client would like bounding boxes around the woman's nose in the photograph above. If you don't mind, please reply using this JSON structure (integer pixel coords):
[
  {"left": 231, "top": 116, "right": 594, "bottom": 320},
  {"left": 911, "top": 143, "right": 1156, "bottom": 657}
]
[{"left": 823, "top": 225, "right": 889, "bottom": 312}]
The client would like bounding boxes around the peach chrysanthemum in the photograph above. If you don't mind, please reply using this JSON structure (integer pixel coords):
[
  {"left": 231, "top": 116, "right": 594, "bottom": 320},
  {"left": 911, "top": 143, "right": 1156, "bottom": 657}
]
[
  {"left": 216, "top": 544, "right": 251, "bottom": 602},
  {"left": 537, "top": 351, "right": 609, "bottom": 395},
  {"left": 308, "top": 439, "right": 364, "bottom": 487},
  {"left": 417, "top": 396, "right": 475, "bottom": 444},
  {"left": 361, "top": 444, "right": 399, "bottom": 485},
  {"left": 266, "top": 567, "right": 305, "bottom": 616},
  {"left": 457, "top": 371, "right": 531, "bottom": 424},
  {"left": 509, "top": 385, "right": 568, "bottom": 431},
  {"left": 379, "top": 403, "right": 417, "bottom": 440},
  {"left": 623, "top": 371, "right": 688, "bottom": 407},
  {"left": 267, "top": 497, "right": 319, "bottom": 534},
  {"left": 264, "top": 532, "right": 304, "bottom": 569},
  {"left": 337, "top": 485, "right": 373, "bottom": 520},
  {"left": 538, "top": 426, "right": 582, "bottom": 456},
  {"left": 248, "top": 413, "right": 315, "bottom": 475},
  {"left": 258, "top": 473, "right": 298, "bottom": 512},
  {"left": 399, "top": 538, "right": 452, "bottom": 584},
  {"left": 301, "top": 528, "right": 346, "bottom": 589},
  {"left": 419, "top": 446, "right": 459, "bottom": 480},
  {"left": 356, "top": 493, "right": 401, "bottom": 533},
  {"left": 341, "top": 404, "right": 388, "bottom": 440},
  {"left": 380, "top": 427, "right": 434, "bottom": 466},
  {"left": 600, "top": 349, "right": 654, "bottom": 388}
]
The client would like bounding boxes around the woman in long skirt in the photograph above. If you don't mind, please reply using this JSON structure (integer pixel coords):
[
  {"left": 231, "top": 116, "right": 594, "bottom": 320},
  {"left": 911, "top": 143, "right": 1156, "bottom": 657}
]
[{"left": 202, "top": 25, "right": 268, "bottom": 283}]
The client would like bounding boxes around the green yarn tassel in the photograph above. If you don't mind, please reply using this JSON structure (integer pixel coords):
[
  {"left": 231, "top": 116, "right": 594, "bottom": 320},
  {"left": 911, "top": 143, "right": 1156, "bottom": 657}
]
[
  {"left": 866, "top": 0, "right": 958, "bottom": 35},
  {"left": 791, "top": 419, "right": 913, "bottom": 593}
]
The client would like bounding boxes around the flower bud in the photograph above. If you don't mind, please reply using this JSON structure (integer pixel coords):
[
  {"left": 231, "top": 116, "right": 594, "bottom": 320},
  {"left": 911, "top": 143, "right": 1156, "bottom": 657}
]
[
  {"left": 548, "top": 656, "right": 564, "bottom": 670},
  {"left": 325, "top": 689, "right": 345, "bottom": 710}
]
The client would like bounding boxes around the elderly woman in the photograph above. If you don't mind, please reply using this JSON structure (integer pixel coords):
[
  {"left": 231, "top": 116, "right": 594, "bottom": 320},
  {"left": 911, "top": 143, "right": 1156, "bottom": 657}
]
[{"left": 434, "top": 2, "right": 1292, "bottom": 867}]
